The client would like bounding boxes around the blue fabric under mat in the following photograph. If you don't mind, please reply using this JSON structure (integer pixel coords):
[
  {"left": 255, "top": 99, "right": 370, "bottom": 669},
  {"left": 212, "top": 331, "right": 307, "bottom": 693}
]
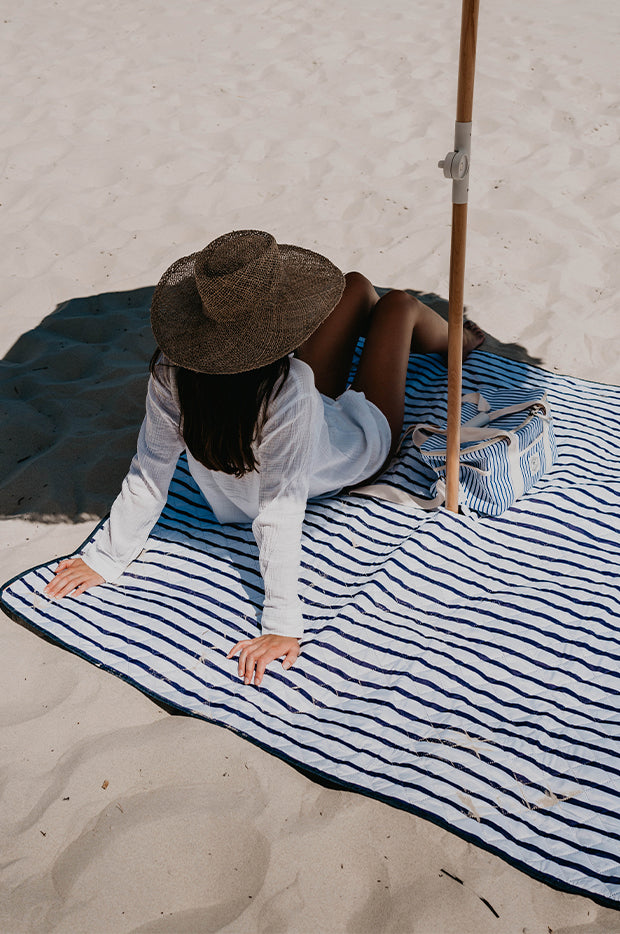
[{"left": 2, "top": 350, "right": 620, "bottom": 908}]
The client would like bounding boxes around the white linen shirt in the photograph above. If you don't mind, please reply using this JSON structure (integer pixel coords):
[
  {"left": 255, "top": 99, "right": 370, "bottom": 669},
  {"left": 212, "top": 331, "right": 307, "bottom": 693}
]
[{"left": 81, "top": 355, "right": 391, "bottom": 638}]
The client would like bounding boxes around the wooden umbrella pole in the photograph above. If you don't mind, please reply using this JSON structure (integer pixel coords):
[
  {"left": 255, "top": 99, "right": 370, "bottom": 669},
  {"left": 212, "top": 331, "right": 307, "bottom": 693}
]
[
  {"left": 446, "top": 200, "right": 468, "bottom": 511},
  {"left": 444, "top": 0, "right": 480, "bottom": 512}
]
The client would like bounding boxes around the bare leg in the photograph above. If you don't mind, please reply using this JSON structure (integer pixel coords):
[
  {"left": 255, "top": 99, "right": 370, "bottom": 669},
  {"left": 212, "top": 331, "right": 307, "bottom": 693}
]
[
  {"left": 296, "top": 272, "right": 379, "bottom": 398},
  {"left": 298, "top": 282, "right": 484, "bottom": 457},
  {"left": 406, "top": 296, "right": 485, "bottom": 357},
  {"left": 351, "top": 290, "right": 420, "bottom": 457},
  {"left": 352, "top": 290, "right": 483, "bottom": 457}
]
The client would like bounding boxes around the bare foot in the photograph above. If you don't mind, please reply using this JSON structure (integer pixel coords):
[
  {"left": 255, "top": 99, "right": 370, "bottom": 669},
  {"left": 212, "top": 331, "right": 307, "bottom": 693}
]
[
  {"left": 463, "top": 320, "right": 485, "bottom": 360},
  {"left": 439, "top": 320, "right": 485, "bottom": 364}
]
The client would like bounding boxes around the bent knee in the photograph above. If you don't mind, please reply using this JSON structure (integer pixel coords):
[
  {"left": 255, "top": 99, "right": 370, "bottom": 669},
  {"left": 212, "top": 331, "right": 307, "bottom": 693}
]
[
  {"left": 344, "top": 270, "right": 375, "bottom": 301},
  {"left": 380, "top": 288, "right": 411, "bottom": 303},
  {"left": 377, "top": 288, "right": 424, "bottom": 311}
]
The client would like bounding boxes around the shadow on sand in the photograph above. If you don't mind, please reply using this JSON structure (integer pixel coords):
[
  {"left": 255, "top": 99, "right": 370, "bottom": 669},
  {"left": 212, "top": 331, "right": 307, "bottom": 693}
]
[{"left": 0, "top": 285, "right": 541, "bottom": 522}]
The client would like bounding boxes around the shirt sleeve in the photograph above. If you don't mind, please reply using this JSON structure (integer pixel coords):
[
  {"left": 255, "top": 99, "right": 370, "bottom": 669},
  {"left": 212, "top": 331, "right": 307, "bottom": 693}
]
[
  {"left": 252, "top": 388, "right": 321, "bottom": 639},
  {"left": 80, "top": 365, "right": 184, "bottom": 582}
]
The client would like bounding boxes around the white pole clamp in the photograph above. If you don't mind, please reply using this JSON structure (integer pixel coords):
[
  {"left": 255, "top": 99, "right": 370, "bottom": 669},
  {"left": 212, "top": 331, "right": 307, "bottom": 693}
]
[{"left": 438, "top": 121, "right": 472, "bottom": 204}]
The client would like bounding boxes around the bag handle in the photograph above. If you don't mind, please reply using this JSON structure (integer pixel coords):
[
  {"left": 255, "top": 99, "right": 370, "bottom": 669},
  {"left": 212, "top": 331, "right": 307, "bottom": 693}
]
[
  {"left": 405, "top": 421, "right": 517, "bottom": 449},
  {"left": 405, "top": 390, "right": 548, "bottom": 451},
  {"left": 462, "top": 391, "right": 549, "bottom": 422}
]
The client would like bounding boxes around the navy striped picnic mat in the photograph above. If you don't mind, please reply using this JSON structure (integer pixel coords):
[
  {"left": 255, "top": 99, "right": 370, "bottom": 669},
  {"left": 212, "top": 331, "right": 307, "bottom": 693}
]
[{"left": 3, "top": 351, "right": 620, "bottom": 907}]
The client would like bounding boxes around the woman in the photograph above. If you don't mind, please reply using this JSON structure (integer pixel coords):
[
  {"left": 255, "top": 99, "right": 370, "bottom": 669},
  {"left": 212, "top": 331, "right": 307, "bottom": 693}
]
[{"left": 44, "top": 229, "right": 483, "bottom": 685}]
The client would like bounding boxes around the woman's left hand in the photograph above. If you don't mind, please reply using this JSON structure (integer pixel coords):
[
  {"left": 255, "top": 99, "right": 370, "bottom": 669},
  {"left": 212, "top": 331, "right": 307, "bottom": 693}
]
[
  {"left": 44, "top": 557, "right": 105, "bottom": 599},
  {"left": 227, "top": 634, "right": 301, "bottom": 687}
]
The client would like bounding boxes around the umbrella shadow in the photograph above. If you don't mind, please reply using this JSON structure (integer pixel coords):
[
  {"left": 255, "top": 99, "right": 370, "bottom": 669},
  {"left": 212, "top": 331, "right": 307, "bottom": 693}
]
[
  {"left": 0, "top": 286, "right": 157, "bottom": 522},
  {"left": 1, "top": 285, "right": 539, "bottom": 522}
]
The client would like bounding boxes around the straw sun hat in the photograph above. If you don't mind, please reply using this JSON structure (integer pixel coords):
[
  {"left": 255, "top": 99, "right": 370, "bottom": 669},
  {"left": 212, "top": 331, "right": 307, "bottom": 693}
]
[{"left": 150, "top": 230, "right": 345, "bottom": 374}]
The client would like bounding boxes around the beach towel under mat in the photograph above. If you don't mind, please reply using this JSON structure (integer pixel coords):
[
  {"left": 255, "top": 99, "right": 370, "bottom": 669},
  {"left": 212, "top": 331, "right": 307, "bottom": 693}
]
[{"left": 2, "top": 351, "right": 620, "bottom": 908}]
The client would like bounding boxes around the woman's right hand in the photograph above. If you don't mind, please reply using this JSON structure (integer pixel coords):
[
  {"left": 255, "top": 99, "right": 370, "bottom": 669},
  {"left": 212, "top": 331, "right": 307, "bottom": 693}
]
[{"left": 44, "top": 557, "right": 105, "bottom": 599}]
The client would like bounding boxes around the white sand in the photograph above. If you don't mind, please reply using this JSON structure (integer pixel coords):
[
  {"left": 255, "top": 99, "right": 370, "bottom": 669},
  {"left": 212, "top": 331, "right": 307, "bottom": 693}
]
[{"left": 1, "top": 0, "right": 619, "bottom": 930}]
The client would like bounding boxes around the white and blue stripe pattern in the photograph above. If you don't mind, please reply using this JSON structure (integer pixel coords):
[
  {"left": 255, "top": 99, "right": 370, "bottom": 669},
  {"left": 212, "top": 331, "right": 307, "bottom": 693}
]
[
  {"left": 417, "top": 387, "right": 558, "bottom": 516},
  {"left": 2, "top": 351, "right": 620, "bottom": 907}
]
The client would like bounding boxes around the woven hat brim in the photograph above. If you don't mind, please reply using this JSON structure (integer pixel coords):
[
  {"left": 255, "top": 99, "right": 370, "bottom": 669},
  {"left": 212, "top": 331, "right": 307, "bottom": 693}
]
[{"left": 150, "top": 243, "right": 345, "bottom": 374}]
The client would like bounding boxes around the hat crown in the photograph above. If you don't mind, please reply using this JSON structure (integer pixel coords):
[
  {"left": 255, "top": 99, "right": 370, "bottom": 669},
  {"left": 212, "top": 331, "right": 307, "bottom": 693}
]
[
  {"left": 194, "top": 230, "right": 281, "bottom": 322},
  {"left": 150, "top": 230, "right": 345, "bottom": 374}
]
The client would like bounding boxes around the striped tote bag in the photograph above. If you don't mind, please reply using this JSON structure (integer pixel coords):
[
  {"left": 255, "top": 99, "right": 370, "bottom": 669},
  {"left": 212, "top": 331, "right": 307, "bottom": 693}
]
[{"left": 357, "top": 389, "right": 557, "bottom": 516}]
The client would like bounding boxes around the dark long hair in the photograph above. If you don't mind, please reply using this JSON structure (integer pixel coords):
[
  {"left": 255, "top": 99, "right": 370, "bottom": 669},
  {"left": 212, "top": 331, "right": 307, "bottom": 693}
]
[{"left": 150, "top": 349, "right": 290, "bottom": 477}]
